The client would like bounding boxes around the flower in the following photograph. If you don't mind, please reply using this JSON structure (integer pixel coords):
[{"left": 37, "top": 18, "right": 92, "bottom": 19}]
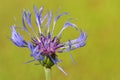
[{"left": 11, "top": 6, "right": 87, "bottom": 75}]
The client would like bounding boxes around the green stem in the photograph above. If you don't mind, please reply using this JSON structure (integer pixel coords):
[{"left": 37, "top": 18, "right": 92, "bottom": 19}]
[{"left": 44, "top": 67, "right": 51, "bottom": 80}]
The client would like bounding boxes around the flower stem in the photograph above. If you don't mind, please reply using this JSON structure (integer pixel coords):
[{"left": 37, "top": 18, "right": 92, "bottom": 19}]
[{"left": 44, "top": 67, "right": 51, "bottom": 80}]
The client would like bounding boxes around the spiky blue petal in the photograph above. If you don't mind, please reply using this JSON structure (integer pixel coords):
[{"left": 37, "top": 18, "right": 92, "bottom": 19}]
[
  {"left": 54, "top": 12, "right": 68, "bottom": 23},
  {"left": 22, "top": 14, "right": 28, "bottom": 32},
  {"left": 57, "top": 31, "right": 87, "bottom": 52},
  {"left": 58, "top": 21, "right": 79, "bottom": 36},
  {"left": 63, "top": 21, "right": 78, "bottom": 29},
  {"left": 30, "top": 46, "right": 44, "bottom": 60},
  {"left": 11, "top": 26, "right": 27, "bottom": 47},
  {"left": 71, "top": 31, "right": 87, "bottom": 44},
  {"left": 23, "top": 10, "right": 32, "bottom": 28},
  {"left": 47, "top": 11, "right": 52, "bottom": 28},
  {"left": 28, "top": 42, "right": 35, "bottom": 52},
  {"left": 41, "top": 13, "right": 48, "bottom": 23},
  {"left": 34, "top": 6, "right": 43, "bottom": 28}
]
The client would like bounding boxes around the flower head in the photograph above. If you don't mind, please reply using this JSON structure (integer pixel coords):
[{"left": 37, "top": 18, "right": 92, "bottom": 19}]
[{"left": 11, "top": 6, "right": 87, "bottom": 75}]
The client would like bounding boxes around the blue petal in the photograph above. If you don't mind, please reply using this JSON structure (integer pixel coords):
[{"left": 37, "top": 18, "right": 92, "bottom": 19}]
[
  {"left": 63, "top": 21, "right": 78, "bottom": 30},
  {"left": 34, "top": 6, "right": 43, "bottom": 28},
  {"left": 31, "top": 52, "right": 42, "bottom": 60},
  {"left": 54, "top": 12, "right": 68, "bottom": 23},
  {"left": 51, "top": 12, "right": 68, "bottom": 35},
  {"left": 32, "top": 45, "right": 39, "bottom": 53},
  {"left": 22, "top": 14, "right": 28, "bottom": 32},
  {"left": 69, "top": 31, "right": 87, "bottom": 49},
  {"left": 23, "top": 10, "right": 32, "bottom": 28},
  {"left": 71, "top": 31, "right": 87, "bottom": 44},
  {"left": 28, "top": 42, "right": 35, "bottom": 52},
  {"left": 73, "top": 42, "right": 86, "bottom": 48},
  {"left": 47, "top": 11, "right": 52, "bottom": 27},
  {"left": 58, "top": 21, "right": 78, "bottom": 36},
  {"left": 31, "top": 46, "right": 44, "bottom": 60},
  {"left": 57, "top": 31, "right": 87, "bottom": 52},
  {"left": 11, "top": 26, "right": 27, "bottom": 47},
  {"left": 41, "top": 13, "right": 48, "bottom": 23}
]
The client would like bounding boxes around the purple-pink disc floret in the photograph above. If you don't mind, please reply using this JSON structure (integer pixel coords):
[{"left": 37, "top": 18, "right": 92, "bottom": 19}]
[{"left": 33, "top": 34, "right": 64, "bottom": 55}]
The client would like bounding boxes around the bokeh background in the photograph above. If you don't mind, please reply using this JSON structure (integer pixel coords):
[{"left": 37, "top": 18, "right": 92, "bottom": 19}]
[{"left": 0, "top": 0, "right": 120, "bottom": 80}]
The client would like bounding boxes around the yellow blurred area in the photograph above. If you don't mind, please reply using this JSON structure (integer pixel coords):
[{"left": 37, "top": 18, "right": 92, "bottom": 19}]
[{"left": 0, "top": 0, "right": 120, "bottom": 80}]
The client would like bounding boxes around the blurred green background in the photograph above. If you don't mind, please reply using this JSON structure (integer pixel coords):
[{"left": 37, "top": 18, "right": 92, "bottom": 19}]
[{"left": 0, "top": 0, "right": 120, "bottom": 80}]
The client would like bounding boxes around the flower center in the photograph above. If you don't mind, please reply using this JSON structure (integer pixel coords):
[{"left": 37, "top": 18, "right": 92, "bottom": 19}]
[{"left": 33, "top": 34, "right": 63, "bottom": 55}]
